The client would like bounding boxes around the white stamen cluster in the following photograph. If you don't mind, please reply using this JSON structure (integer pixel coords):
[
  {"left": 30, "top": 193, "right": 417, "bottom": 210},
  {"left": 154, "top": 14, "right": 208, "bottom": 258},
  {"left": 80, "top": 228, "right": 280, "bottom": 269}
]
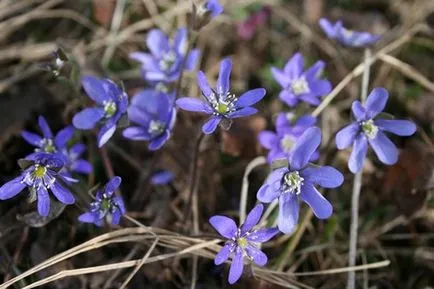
[
  {"left": 159, "top": 51, "right": 177, "bottom": 71},
  {"left": 280, "top": 135, "right": 294, "bottom": 153},
  {"left": 361, "top": 119, "right": 379, "bottom": 140},
  {"left": 148, "top": 120, "right": 165, "bottom": 135},
  {"left": 283, "top": 171, "right": 304, "bottom": 195},
  {"left": 103, "top": 100, "right": 117, "bottom": 118},
  {"left": 210, "top": 92, "right": 237, "bottom": 116},
  {"left": 38, "top": 138, "right": 56, "bottom": 153},
  {"left": 291, "top": 77, "right": 310, "bottom": 95}
]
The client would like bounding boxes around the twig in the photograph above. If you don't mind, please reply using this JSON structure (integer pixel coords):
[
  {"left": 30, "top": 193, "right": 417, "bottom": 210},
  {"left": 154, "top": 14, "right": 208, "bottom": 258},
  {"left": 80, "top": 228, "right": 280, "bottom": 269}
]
[
  {"left": 378, "top": 54, "right": 434, "bottom": 92},
  {"left": 239, "top": 156, "right": 267, "bottom": 223},
  {"left": 347, "top": 48, "right": 371, "bottom": 289},
  {"left": 99, "top": 146, "right": 115, "bottom": 178},
  {"left": 102, "top": 0, "right": 127, "bottom": 66}
]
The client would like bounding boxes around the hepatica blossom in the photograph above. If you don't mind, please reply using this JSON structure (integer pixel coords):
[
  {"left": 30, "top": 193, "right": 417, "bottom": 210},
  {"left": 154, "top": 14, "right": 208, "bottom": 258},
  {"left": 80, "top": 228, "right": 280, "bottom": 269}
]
[
  {"left": 257, "top": 127, "right": 343, "bottom": 234},
  {"left": 64, "top": 144, "right": 92, "bottom": 175},
  {"left": 22, "top": 116, "right": 74, "bottom": 156},
  {"left": 210, "top": 204, "right": 279, "bottom": 284},
  {"left": 336, "top": 88, "right": 416, "bottom": 173},
  {"left": 73, "top": 76, "right": 128, "bottom": 148},
  {"left": 129, "top": 28, "right": 200, "bottom": 83},
  {"left": 0, "top": 153, "right": 76, "bottom": 216},
  {"left": 271, "top": 53, "right": 332, "bottom": 107},
  {"left": 151, "top": 170, "right": 174, "bottom": 185},
  {"left": 319, "top": 18, "right": 380, "bottom": 47},
  {"left": 123, "top": 89, "right": 176, "bottom": 150},
  {"left": 78, "top": 176, "right": 126, "bottom": 226},
  {"left": 176, "top": 58, "right": 266, "bottom": 134},
  {"left": 259, "top": 113, "right": 317, "bottom": 163}
]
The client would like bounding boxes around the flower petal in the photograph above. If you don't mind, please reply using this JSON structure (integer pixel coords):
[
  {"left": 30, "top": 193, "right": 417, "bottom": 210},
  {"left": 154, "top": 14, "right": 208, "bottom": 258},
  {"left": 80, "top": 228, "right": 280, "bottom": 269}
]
[
  {"left": 351, "top": 101, "right": 367, "bottom": 121},
  {"left": 151, "top": 170, "right": 174, "bottom": 185},
  {"left": 146, "top": 29, "right": 169, "bottom": 57},
  {"left": 279, "top": 90, "right": 298, "bottom": 107},
  {"left": 129, "top": 52, "right": 155, "bottom": 68},
  {"left": 368, "top": 131, "right": 398, "bottom": 165},
  {"left": 240, "top": 204, "right": 263, "bottom": 234},
  {"left": 217, "top": 58, "right": 232, "bottom": 95},
  {"left": 197, "top": 71, "right": 214, "bottom": 100},
  {"left": 148, "top": 130, "right": 170, "bottom": 151},
  {"left": 227, "top": 107, "right": 258, "bottom": 118},
  {"left": 111, "top": 210, "right": 122, "bottom": 225},
  {"left": 71, "top": 160, "right": 92, "bottom": 174},
  {"left": 123, "top": 126, "right": 151, "bottom": 141},
  {"left": 73, "top": 108, "right": 105, "bottom": 130},
  {"left": 246, "top": 227, "right": 279, "bottom": 242},
  {"left": 245, "top": 245, "right": 268, "bottom": 266},
  {"left": 309, "top": 80, "right": 332, "bottom": 96},
  {"left": 173, "top": 28, "right": 187, "bottom": 55},
  {"left": 228, "top": 247, "right": 244, "bottom": 284},
  {"left": 38, "top": 116, "right": 53, "bottom": 139},
  {"left": 257, "top": 184, "right": 280, "bottom": 203},
  {"left": 284, "top": 53, "right": 303, "bottom": 79},
  {"left": 304, "top": 60, "right": 325, "bottom": 80},
  {"left": 176, "top": 97, "right": 212, "bottom": 114},
  {"left": 336, "top": 123, "right": 360, "bottom": 149},
  {"left": 81, "top": 76, "right": 110, "bottom": 104},
  {"left": 55, "top": 126, "right": 74, "bottom": 149},
  {"left": 365, "top": 88, "right": 389, "bottom": 118},
  {"left": 301, "top": 166, "right": 344, "bottom": 188},
  {"left": 278, "top": 193, "right": 299, "bottom": 234},
  {"left": 299, "top": 183, "right": 332, "bottom": 219},
  {"left": 215, "top": 242, "right": 234, "bottom": 265},
  {"left": 78, "top": 212, "right": 97, "bottom": 224},
  {"left": 0, "top": 176, "right": 26, "bottom": 200},
  {"left": 21, "top": 131, "right": 42, "bottom": 147},
  {"left": 290, "top": 127, "right": 321, "bottom": 170},
  {"left": 374, "top": 119, "right": 416, "bottom": 136},
  {"left": 271, "top": 67, "right": 291, "bottom": 88},
  {"left": 185, "top": 49, "right": 200, "bottom": 71},
  {"left": 209, "top": 215, "right": 237, "bottom": 239},
  {"left": 50, "top": 181, "right": 75, "bottom": 204},
  {"left": 113, "top": 196, "right": 126, "bottom": 214},
  {"left": 202, "top": 116, "right": 222, "bottom": 134},
  {"left": 258, "top": 131, "right": 277, "bottom": 149},
  {"left": 319, "top": 18, "right": 338, "bottom": 38},
  {"left": 97, "top": 122, "right": 116, "bottom": 147},
  {"left": 348, "top": 134, "right": 368, "bottom": 173},
  {"left": 235, "top": 88, "right": 266, "bottom": 108},
  {"left": 106, "top": 176, "right": 122, "bottom": 193},
  {"left": 37, "top": 186, "right": 50, "bottom": 216}
]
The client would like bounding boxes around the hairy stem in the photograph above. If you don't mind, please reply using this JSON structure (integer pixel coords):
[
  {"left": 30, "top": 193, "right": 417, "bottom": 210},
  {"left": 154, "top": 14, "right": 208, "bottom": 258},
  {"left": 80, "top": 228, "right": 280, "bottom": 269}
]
[{"left": 347, "top": 48, "right": 371, "bottom": 289}]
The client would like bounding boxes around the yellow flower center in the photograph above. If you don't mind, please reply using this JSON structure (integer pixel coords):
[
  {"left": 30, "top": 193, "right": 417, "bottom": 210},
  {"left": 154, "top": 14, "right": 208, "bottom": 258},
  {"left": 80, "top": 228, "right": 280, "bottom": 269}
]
[
  {"left": 33, "top": 165, "right": 47, "bottom": 178},
  {"left": 237, "top": 237, "right": 248, "bottom": 248},
  {"left": 217, "top": 102, "right": 229, "bottom": 114}
]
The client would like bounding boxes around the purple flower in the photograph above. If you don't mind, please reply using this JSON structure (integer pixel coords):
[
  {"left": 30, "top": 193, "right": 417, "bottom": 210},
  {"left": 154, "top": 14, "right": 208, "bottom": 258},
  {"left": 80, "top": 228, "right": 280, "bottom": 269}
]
[
  {"left": 271, "top": 53, "right": 332, "bottom": 107},
  {"left": 319, "top": 18, "right": 380, "bottom": 47},
  {"left": 123, "top": 89, "right": 176, "bottom": 151},
  {"left": 259, "top": 113, "right": 318, "bottom": 163},
  {"left": 129, "top": 28, "right": 200, "bottom": 84},
  {"left": 210, "top": 204, "right": 279, "bottom": 284},
  {"left": 257, "top": 127, "right": 343, "bottom": 234},
  {"left": 336, "top": 88, "right": 416, "bottom": 173},
  {"left": 151, "top": 170, "right": 174, "bottom": 185},
  {"left": 78, "top": 176, "right": 126, "bottom": 226},
  {"left": 205, "top": 0, "right": 224, "bottom": 17},
  {"left": 64, "top": 144, "right": 92, "bottom": 175},
  {"left": 0, "top": 153, "right": 76, "bottom": 216},
  {"left": 176, "top": 58, "right": 266, "bottom": 134},
  {"left": 73, "top": 76, "right": 128, "bottom": 148},
  {"left": 22, "top": 116, "right": 74, "bottom": 156}
]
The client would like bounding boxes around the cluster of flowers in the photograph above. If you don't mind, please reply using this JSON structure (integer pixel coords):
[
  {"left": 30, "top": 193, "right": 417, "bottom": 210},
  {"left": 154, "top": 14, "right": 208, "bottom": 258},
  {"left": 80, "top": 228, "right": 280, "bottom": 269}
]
[{"left": 0, "top": 2, "right": 418, "bottom": 285}]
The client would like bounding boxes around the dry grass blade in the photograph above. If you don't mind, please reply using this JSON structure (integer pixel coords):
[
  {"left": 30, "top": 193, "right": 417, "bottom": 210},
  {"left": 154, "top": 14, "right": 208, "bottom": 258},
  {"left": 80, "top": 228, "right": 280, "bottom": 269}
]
[{"left": 378, "top": 54, "right": 434, "bottom": 92}]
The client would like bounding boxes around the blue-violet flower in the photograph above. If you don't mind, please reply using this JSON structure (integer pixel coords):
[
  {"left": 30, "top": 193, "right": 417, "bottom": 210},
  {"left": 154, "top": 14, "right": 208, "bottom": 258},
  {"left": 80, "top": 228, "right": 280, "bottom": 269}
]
[
  {"left": 176, "top": 58, "right": 266, "bottom": 134},
  {"left": 0, "top": 153, "right": 76, "bottom": 216},
  {"left": 319, "top": 18, "right": 380, "bottom": 47},
  {"left": 210, "top": 204, "right": 279, "bottom": 284},
  {"left": 129, "top": 28, "right": 200, "bottom": 83},
  {"left": 271, "top": 53, "right": 331, "bottom": 107},
  {"left": 78, "top": 176, "right": 126, "bottom": 226},
  {"left": 257, "top": 127, "right": 343, "bottom": 234},
  {"left": 335, "top": 87, "right": 416, "bottom": 173},
  {"left": 259, "top": 113, "right": 318, "bottom": 163},
  {"left": 73, "top": 76, "right": 128, "bottom": 148},
  {"left": 64, "top": 143, "right": 92, "bottom": 175},
  {"left": 151, "top": 170, "right": 174, "bottom": 185},
  {"left": 123, "top": 89, "right": 176, "bottom": 151}
]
